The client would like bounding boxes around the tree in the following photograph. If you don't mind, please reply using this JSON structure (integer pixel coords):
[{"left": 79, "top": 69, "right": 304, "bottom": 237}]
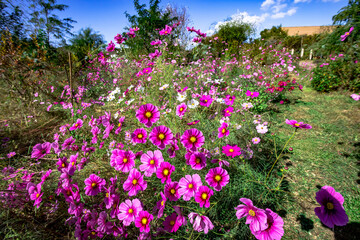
[
  {"left": 332, "top": 0, "right": 360, "bottom": 26},
  {"left": 217, "top": 20, "right": 255, "bottom": 44},
  {"left": 124, "top": 0, "right": 177, "bottom": 56},
  {"left": 0, "top": 0, "right": 25, "bottom": 40},
  {"left": 260, "top": 25, "right": 288, "bottom": 40},
  {"left": 29, "top": 0, "right": 76, "bottom": 45}
]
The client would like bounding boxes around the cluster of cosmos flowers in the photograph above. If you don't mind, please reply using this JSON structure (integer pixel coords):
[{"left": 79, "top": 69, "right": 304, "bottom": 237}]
[{"left": 1, "top": 24, "right": 351, "bottom": 240}]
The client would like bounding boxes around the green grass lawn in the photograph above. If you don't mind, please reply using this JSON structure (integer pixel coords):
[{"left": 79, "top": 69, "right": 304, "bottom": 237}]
[{"left": 271, "top": 76, "right": 360, "bottom": 239}]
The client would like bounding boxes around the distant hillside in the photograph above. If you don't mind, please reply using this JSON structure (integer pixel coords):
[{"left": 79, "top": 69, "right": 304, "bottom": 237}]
[{"left": 281, "top": 26, "right": 337, "bottom": 36}]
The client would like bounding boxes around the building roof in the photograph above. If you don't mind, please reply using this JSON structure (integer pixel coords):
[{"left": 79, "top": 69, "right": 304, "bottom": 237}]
[{"left": 281, "top": 26, "right": 336, "bottom": 36}]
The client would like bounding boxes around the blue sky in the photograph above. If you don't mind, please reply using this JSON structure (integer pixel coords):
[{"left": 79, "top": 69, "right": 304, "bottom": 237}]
[{"left": 56, "top": 0, "right": 348, "bottom": 42}]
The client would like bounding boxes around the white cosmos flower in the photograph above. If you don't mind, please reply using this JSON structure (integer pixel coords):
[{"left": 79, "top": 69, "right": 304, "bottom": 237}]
[
  {"left": 187, "top": 99, "right": 199, "bottom": 109},
  {"left": 177, "top": 93, "right": 187, "bottom": 102},
  {"left": 159, "top": 84, "right": 169, "bottom": 90}
]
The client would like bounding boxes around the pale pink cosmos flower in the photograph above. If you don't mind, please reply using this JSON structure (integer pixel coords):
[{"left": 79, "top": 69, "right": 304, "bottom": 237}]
[
  {"left": 176, "top": 103, "right": 187, "bottom": 119},
  {"left": 188, "top": 213, "right": 214, "bottom": 234},
  {"left": 234, "top": 198, "right": 268, "bottom": 232},
  {"left": 252, "top": 137, "right": 261, "bottom": 144},
  {"left": 117, "top": 198, "right": 143, "bottom": 226},
  {"left": 178, "top": 174, "right": 202, "bottom": 201},
  {"left": 139, "top": 150, "right": 164, "bottom": 177}
]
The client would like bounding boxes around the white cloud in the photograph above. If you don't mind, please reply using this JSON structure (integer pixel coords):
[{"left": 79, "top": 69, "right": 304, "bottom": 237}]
[
  {"left": 214, "top": 11, "right": 269, "bottom": 31},
  {"left": 294, "top": 0, "right": 311, "bottom": 3},
  {"left": 272, "top": 3, "right": 287, "bottom": 13},
  {"left": 321, "top": 0, "right": 341, "bottom": 2},
  {"left": 261, "top": 0, "right": 276, "bottom": 10},
  {"left": 271, "top": 7, "right": 297, "bottom": 19}
]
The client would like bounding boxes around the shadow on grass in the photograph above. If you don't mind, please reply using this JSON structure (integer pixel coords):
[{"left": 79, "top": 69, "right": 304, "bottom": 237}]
[
  {"left": 296, "top": 214, "right": 314, "bottom": 231},
  {"left": 334, "top": 222, "right": 360, "bottom": 240}
]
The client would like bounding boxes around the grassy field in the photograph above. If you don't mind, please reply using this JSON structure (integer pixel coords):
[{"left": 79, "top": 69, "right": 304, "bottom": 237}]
[{"left": 270, "top": 71, "right": 360, "bottom": 239}]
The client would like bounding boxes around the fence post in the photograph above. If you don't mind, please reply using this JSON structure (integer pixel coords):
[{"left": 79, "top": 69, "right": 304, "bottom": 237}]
[
  {"left": 291, "top": 49, "right": 294, "bottom": 55},
  {"left": 300, "top": 48, "right": 304, "bottom": 58},
  {"left": 309, "top": 49, "right": 313, "bottom": 60}
]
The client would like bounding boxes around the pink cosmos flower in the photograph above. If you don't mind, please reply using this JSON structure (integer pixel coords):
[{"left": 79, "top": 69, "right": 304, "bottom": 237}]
[
  {"left": 114, "top": 33, "right": 125, "bottom": 44},
  {"left": 136, "top": 103, "right": 160, "bottom": 128},
  {"left": 115, "top": 116, "right": 125, "bottom": 134},
  {"left": 156, "top": 162, "right": 175, "bottom": 184},
  {"left": 223, "top": 107, "right": 233, "bottom": 117},
  {"left": 31, "top": 142, "right": 51, "bottom": 159},
  {"left": 234, "top": 198, "right": 268, "bottom": 232},
  {"left": 131, "top": 128, "right": 147, "bottom": 144},
  {"left": 314, "top": 186, "right": 349, "bottom": 228},
  {"left": 139, "top": 150, "right": 164, "bottom": 177},
  {"left": 341, "top": 26, "right": 354, "bottom": 41},
  {"left": 163, "top": 212, "right": 182, "bottom": 233},
  {"left": 164, "top": 181, "right": 180, "bottom": 202},
  {"left": 222, "top": 144, "right": 242, "bottom": 158},
  {"left": 218, "top": 122, "right": 229, "bottom": 138},
  {"left": 246, "top": 90, "right": 260, "bottom": 98},
  {"left": 211, "top": 159, "right": 230, "bottom": 168},
  {"left": 250, "top": 208, "right": 284, "bottom": 240},
  {"left": 150, "top": 39, "right": 162, "bottom": 45},
  {"left": 180, "top": 128, "right": 205, "bottom": 151},
  {"left": 69, "top": 119, "right": 83, "bottom": 131},
  {"left": 117, "top": 198, "right": 143, "bottom": 226},
  {"left": 159, "top": 25, "right": 172, "bottom": 35},
  {"left": 167, "top": 139, "right": 179, "bottom": 158},
  {"left": 176, "top": 103, "right": 187, "bottom": 119},
  {"left": 142, "top": 67, "right": 152, "bottom": 74},
  {"left": 110, "top": 149, "right": 135, "bottom": 173},
  {"left": 285, "top": 119, "right": 312, "bottom": 129},
  {"left": 123, "top": 169, "right": 147, "bottom": 197},
  {"left": 351, "top": 93, "right": 360, "bottom": 101},
  {"left": 149, "top": 125, "right": 173, "bottom": 150},
  {"left": 205, "top": 167, "right": 230, "bottom": 191},
  {"left": 135, "top": 211, "right": 153, "bottom": 233},
  {"left": 256, "top": 124, "right": 268, "bottom": 134},
  {"left": 187, "top": 120, "right": 200, "bottom": 126},
  {"left": 28, "top": 183, "right": 43, "bottom": 208},
  {"left": 195, "top": 186, "right": 213, "bottom": 208},
  {"left": 156, "top": 192, "right": 167, "bottom": 218},
  {"left": 84, "top": 174, "right": 106, "bottom": 196},
  {"left": 106, "top": 41, "right": 116, "bottom": 52},
  {"left": 224, "top": 95, "right": 235, "bottom": 105},
  {"left": 178, "top": 174, "right": 202, "bottom": 201},
  {"left": 252, "top": 137, "right": 261, "bottom": 144},
  {"left": 189, "top": 152, "right": 207, "bottom": 170},
  {"left": 188, "top": 213, "right": 214, "bottom": 234},
  {"left": 199, "top": 95, "right": 213, "bottom": 107}
]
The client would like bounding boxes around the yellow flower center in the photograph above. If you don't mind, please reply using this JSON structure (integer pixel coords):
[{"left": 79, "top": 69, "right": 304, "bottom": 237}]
[
  {"left": 161, "top": 200, "right": 164, "bottom": 206},
  {"left": 205, "top": 100, "right": 207, "bottom": 102},
  {"left": 118, "top": 122, "right": 122, "bottom": 127},
  {"left": 137, "top": 134, "right": 143, "bottom": 139},
  {"left": 188, "top": 183, "right": 194, "bottom": 189},
  {"left": 75, "top": 123, "right": 78, "bottom": 127},
  {"left": 170, "top": 220, "right": 175, "bottom": 226},
  {"left": 229, "top": 149, "right": 234, "bottom": 153},
  {"left": 145, "top": 111, "right": 152, "bottom": 118},
  {"left": 196, "top": 158, "right": 201, "bottom": 163},
  {"left": 190, "top": 136, "right": 196, "bottom": 143},
  {"left": 163, "top": 169, "right": 169, "bottom": 176},
  {"left": 150, "top": 160, "right": 155, "bottom": 164},
  {"left": 91, "top": 183, "right": 97, "bottom": 188},
  {"left": 180, "top": 107, "right": 183, "bottom": 111},
  {"left": 36, "top": 193, "right": 40, "bottom": 198},
  {"left": 346, "top": 32, "right": 349, "bottom": 35},
  {"left": 128, "top": 208, "right": 133, "bottom": 214},
  {"left": 123, "top": 158, "right": 128, "bottom": 163},
  {"left": 141, "top": 217, "right": 148, "bottom": 225},
  {"left": 229, "top": 98, "right": 232, "bottom": 101},
  {"left": 226, "top": 110, "right": 229, "bottom": 113},
  {"left": 215, "top": 175, "right": 221, "bottom": 182},
  {"left": 106, "top": 193, "right": 109, "bottom": 198},
  {"left": 294, "top": 123, "right": 300, "bottom": 127},
  {"left": 251, "top": 93, "right": 253, "bottom": 95},
  {"left": 249, "top": 209, "right": 256, "bottom": 216},
  {"left": 170, "top": 189, "right": 176, "bottom": 194},
  {"left": 72, "top": 162, "right": 75, "bottom": 166},
  {"left": 222, "top": 128, "right": 226, "bottom": 133},
  {"left": 201, "top": 193, "right": 208, "bottom": 200},
  {"left": 61, "top": 163, "right": 65, "bottom": 167},
  {"left": 132, "top": 179, "right": 138, "bottom": 185},
  {"left": 158, "top": 133, "right": 165, "bottom": 140},
  {"left": 91, "top": 231, "right": 96, "bottom": 235},
  {"left": 327, "top": 202, "right": 334, "bottom": 210}
]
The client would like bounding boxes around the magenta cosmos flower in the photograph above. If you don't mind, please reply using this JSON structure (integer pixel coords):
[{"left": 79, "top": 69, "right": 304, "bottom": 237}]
[
  {"left": 285, "top": 119, "right": 312, "bottom": 129},
  {"left": 224, "top": 95, "right": 235, "bottom": 106},
  {"left": 181, "top": 128, "right": 205, "bottom": 151},
  {"left": 136, "top": 103, "right": 160, "bottom": 128},
  {"left": 222, "top": 144, "right": 241, "bottom": 158},
  {"left": 218, "top": 122, "right": 229, "bottom": 138},
  {"left": 164, "top": 212, "right": 182, "bottom": 233},
  {"left": 223, "top": 106, "right": 233, "bottom": 117},
  {"left": 131, "top": 128, "right": 147, "bottom": 144},
  {"left": 135, "top": 211, "right": 153, "bottom": 233},
  {"left": 187, "top": 120, "right": 200, "bottom": 126},
  {"left": 195, "top": 186, "right": 213, "bottom": 208},
  {"left": 156, "top": 162, "right": 175, "bottom": 184},
  {"left": 110, "top": 149, "right": 135, "bottom": 172},
  {"left": 164, "top": 181, "right": 180, "bottom": 201},
  {"left": 117, "top": 198, "right": 143, "bottom": 226},
  {"left": 156, "top": 192, "right": 167, "bottom": 218},
  {"left": 314, "top": 185, "right": 349, "bottom": 228},
  {"left": 188, "top": 213, "right": 214, "bottom": 234},
  {"left": 341, "top": 26, "right": 354, "bottom": 41},
  {"left": 199, "top": 95, "right": 213, "bottom": 107},
  {"left": 167, "top": 139, "right": 179, "bottom": 158},
  {"left": 139, "top": 150, "right": 164, "bottom": 177},
  {"left": 189, "top": 152, "right": 207, "bottom": 170},
  {"left": 28, "top": 183, "right": 43, "bottom": 208},
  {"left": 178, "top": 174, "right": 202, "bottom": 201},
  {"left": 246, "top": 90, "right": 260, "bottom": 98},
  {"left": 234, "top": 198, "right": 268, "bottom": 232},
  {"left": 106, "top": 41, "right": 116, "bottom": 52},
  {"left": 250, "top": 208, "right": 284, "bottom": 240},
  {"left": 205, "top": 167, "right": 230, "bottom": 191},
  {"left": 176, "top": 103, "right": 187, "bottom": 119},
  {"left": 123, "top": 169, "right": 147, "bottom": 197},
  {"left": 84, "top": 174, "right": 106, "bottom": 196},
  {"left": 69, "top": 119, "right": 83, "bottom": 131},
  {"left": 149, "top": 125, "right": 173, "bottom": 150},
  {"left": 31, "top": 142, "right": 51, "bottom": 159}
]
